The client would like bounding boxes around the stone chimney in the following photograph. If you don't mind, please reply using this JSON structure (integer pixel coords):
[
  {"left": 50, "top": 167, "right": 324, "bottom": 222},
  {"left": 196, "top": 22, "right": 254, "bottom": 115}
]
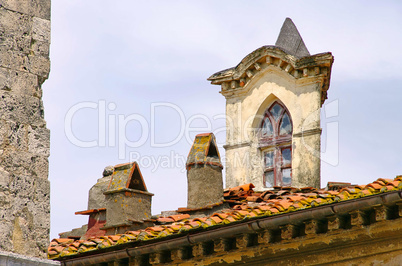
[
  {"left": 72, "top": 165, "right": 114, "bottom": 239},
  {"left": 103, "top": 162, "right": 153, "bottom": 234},
  {"left": 186, "top": 133, "right": 223, "bottom": 209},
  {"left": 87, "top": 165, "right": 114, "bottom": 210}
]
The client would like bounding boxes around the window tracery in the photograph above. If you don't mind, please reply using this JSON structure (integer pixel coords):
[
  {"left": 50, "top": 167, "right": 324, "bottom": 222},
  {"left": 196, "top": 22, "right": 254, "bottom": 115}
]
[{"left": 259, "top": 101, "right": 292, "bottom": 187}]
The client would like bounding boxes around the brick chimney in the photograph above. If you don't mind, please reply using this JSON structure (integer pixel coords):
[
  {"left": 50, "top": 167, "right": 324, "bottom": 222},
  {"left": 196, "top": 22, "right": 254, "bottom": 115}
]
[
  {"left": 186, "top": 133, "right": 223, "bottom": 209},
  {"left": 103, "top": 162, "right": 153, "bottom": 234}
]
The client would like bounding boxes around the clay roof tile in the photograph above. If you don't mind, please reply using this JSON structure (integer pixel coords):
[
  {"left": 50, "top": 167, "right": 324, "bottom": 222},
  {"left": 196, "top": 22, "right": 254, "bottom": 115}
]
[
  {"left": 49, "top": 175, "right": 402, "bottom": 260},
  {"left": 169, "top": 214, "right": 190, "bottom": 222}
]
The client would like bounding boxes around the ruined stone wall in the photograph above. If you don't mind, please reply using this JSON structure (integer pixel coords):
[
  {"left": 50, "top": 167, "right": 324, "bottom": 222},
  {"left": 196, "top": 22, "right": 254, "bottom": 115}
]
[{"left": 0, "top": 0, "right": 51, "bottom": 258}]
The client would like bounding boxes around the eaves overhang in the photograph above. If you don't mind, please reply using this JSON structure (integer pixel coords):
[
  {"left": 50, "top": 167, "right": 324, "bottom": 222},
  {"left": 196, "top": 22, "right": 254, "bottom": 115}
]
[{"left": 53, "top": 190, "right": 402, "bottom": 265}]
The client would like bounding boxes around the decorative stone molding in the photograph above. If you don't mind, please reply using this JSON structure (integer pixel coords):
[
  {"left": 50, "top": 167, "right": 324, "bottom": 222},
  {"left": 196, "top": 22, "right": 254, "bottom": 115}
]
[
  {"left": 223, "top": 141, "right": 252, "bottom": 150},
  {"left": 208, "top": 47, "right": 333, "bottom": 105},
  {"left": 293, "top": 128, "right": 322, "bottom": 138}
]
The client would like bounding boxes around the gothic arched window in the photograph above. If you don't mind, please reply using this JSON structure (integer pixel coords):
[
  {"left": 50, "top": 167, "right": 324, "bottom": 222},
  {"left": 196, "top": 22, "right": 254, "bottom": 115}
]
[{"left": 259, "top": 101, "right": 292, "bottom": 187}]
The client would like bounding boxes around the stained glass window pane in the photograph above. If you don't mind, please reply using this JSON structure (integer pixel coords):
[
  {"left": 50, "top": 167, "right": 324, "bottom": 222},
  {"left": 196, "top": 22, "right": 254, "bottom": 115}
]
[
  {"left": 265, "top": 171, "right": 274, "bottom": 187},
  {"left": 281, "top": 168, "right": 292, "bottom": 186},
  {"left": 262, "top": 117, "right": 273, "bottom": 137},
  {"left": 265, "top": 151, "right": 274, "bottom": 168},
  {"left": 270, "top": 103, "right": 283, "bottom": 122},
  {"left": 282, "top": 148, "right": 291, "bottom": 165},
  {"left": 279, "top": 113, "right": 292, "bottom": 135}
]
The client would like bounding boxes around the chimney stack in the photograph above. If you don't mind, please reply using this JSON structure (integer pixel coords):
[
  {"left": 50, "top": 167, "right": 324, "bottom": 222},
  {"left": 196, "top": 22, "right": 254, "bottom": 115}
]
[
  {"left": 103, "top": 162, "right": 153, "bottom": 234},
  {"left": 186, "top": 133, "right": 223, "bottom": 209}
]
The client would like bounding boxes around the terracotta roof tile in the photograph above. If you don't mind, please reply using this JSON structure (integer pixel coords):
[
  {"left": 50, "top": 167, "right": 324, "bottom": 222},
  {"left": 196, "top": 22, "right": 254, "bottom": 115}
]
[
  {"left": 389, "top": 180, "right": 401, "bottom": 187},
  {"left": 366, "top": 183, "right": 382, "bottom": 190},
  {"left": 169, "top": 214, "right": 190, "bottom": 221},
  {"left": 53, "top": 238, "right": 74, "bottom": 245},
  {"left": 193, "top": 217, "right": 207, "bottom": 222},
  {"left": 49, "top": 176, "right": 402, "bottom": 260},
  {"left": 157, "top": 217, "right": 174, "bottom": 223},
  {"left": 108, "top": 235, "right": 121, "bottom": 242},
  {"left": 223, "top": 216, "right": 237, "bottom": 224},
  {"left": 212, "top": 213, "right": 229, "bottom": 219},
  {"left": 209, "top": 216, "right": 223, "bottom": 224}
]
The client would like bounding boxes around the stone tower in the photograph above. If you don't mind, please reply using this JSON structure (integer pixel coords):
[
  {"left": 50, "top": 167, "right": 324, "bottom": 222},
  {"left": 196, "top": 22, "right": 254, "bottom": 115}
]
[
  {"left": 0, "top": 1, "right": 51, "bottom": 258},
  {"left": 208, "top": 18, "right": 334, "bottom": 190}
]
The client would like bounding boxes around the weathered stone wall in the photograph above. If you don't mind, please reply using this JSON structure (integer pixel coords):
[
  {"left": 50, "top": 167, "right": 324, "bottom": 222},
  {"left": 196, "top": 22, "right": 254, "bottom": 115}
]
[{"left": 0, "top": 0, "right": 51, "bottom": 258}]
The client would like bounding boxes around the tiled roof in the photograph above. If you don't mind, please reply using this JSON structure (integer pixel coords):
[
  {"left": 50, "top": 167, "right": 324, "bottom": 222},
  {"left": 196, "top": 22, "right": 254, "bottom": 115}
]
[{"left": 48, "top": 176, "right": 402, "bottom": 259}]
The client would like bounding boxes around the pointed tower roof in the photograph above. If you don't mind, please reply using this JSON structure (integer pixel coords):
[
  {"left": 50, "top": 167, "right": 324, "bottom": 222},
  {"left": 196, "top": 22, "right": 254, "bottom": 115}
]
[
  {"left": 208, "top": 18, "right": 333, "bottom": 105},
  {"left": 275, "top": 18, "right": 310, "bottom": 58}
]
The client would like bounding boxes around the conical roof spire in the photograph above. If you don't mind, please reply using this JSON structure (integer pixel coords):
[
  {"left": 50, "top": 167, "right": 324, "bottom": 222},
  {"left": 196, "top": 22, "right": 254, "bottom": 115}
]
[{"left": 275, "top": 18, "right": 310, "bottom": 58}]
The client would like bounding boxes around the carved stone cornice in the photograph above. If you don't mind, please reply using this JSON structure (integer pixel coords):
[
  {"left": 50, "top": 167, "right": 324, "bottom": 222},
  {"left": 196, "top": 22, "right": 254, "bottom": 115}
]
[{"left": 208, "top": 46, "right": 334, "bottom": 105}]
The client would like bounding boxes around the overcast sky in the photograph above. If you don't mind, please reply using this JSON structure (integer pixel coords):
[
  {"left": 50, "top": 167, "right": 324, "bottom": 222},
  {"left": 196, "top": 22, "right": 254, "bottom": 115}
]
[{"left": 44, "top": 1, "right": 402, "bottom": 239}]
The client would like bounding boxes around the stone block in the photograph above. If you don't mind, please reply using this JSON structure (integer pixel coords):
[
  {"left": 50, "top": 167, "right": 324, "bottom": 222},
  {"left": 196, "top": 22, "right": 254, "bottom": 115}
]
[
  {"left": 129, "top": 257, "right": 142, "bottom": 266},
  {"left": 0, "top": 221, "right": 13, "bottom": 252},
  {"left": 0, "top": 176, "right": 49, "bottom": 257},
  {"left": 0, "top": 91, "right": 46, "bottom": 126},
  {"left": 27, "top": 54, "right": 50, "bottom": 78},
  {"left": 257, "top": 229, "right": 273, "bottom": 244},
  {"left": 0, "top": 149, "right": 29, "bottom": 176},
  {"left": 0, "top": 148, "right": 48, "bottom": 179},
  {"left": 30, "top": 39, "right": 50, "bottom": 57},
  {"left": 7, "top": 121, "right": 28, "bottom": 151},
  {"left": 0, "top": 119, "right": 8, "bottom": 147},
  {"left": 29, "top": 155, "right": 49, "bottom": 179},
  {"left": 9, "top": 174, "right": 35, "bottom": 199},
  {"left": 0, "top": 7, "right": 32, "bottom": 38},
  {"left": 213, "top": 238, "right": 227, "bottom": 252},
  {"left": 0, "top": 48, "right": 28, "bottom": 72},
  {"left": 32, "top": 17, "right": 50, "bottom": 43},
  {"left": 350, "top": 210, "right": 367, "bottom": 227},
  {"left": 28, "top": 125, "right": 50, "bottom": 157},
  {"left": 374, "top": 205, "right": 389, "bottom": 221},
  {"left": 328, "top": 215, "right": 341, "bottom": 231},
  {"left": 11, "top": 213, "right": 48, "bottom": 257},
  {"left": 0, "top": 0, "right": 51, "bottom": 20},
  {"left": 0, "top": 51, "right": 50, "bottom": 79},
  {"left": 192, "top": 243, "right": 204, "bottom": 257},
  {"left": 0, "top": 34, "right": 32, "bottom": 55},
  {"left": 280, "top": 224, "right": 298, "bottom": 240},
  {"left": 0, "top": 67, "right": 41, "bottom": 97},
  {"left": 149, "top": 253, "right": 163, "bottom": 265},
  {"left": 32, "top": 177, "right": 50, "bottom": 212},
  {"left": 0, "top": 167, "right": 10, "bottom": 191},
  {"left": 0, "top": 190, "right": 11, "bottom": 207}
]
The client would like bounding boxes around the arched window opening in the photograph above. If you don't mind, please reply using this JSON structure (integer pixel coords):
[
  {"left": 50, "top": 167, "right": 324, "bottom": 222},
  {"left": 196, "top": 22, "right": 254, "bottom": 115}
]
[{"left": 259, "top": 101, "right": 293, "bottom": 187}]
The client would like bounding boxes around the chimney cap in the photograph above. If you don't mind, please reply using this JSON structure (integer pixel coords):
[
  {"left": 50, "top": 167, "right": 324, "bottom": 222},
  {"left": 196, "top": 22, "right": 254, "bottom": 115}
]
[
  {"left": 106, "top": 162, "right": 149, "bottom": 193},
  {"left": 186, "top": 133, "right": 222, "bottom": 169}
]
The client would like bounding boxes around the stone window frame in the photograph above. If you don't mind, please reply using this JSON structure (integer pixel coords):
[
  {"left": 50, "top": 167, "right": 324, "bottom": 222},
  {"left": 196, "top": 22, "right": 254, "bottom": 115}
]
[{"left": 259, "top": 101, "right": 293, "bottom": 187}]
